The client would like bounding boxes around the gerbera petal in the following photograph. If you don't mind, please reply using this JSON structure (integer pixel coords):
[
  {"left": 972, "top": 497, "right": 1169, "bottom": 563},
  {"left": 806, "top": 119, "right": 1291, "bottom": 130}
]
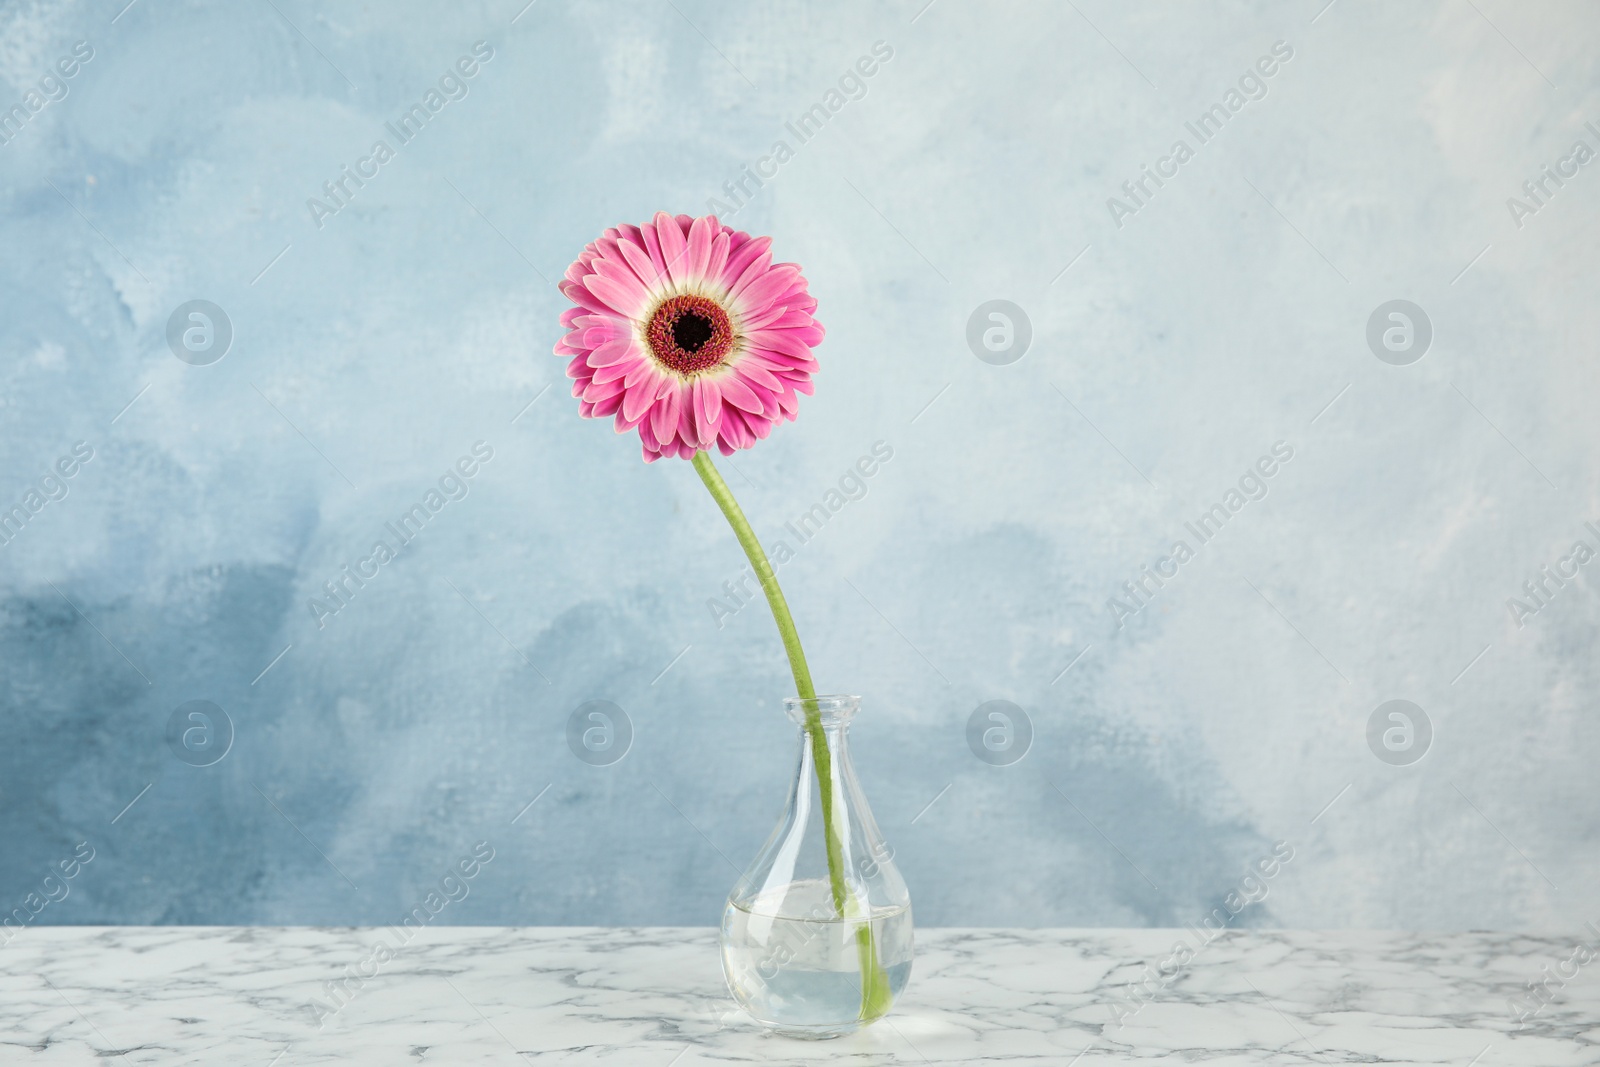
[
  {"left": 705, "top": 230, "right": 730, "bottom": 289},
  {"left": 721, "top": 235, "right": 770, "bottom": 288},
  {"left": 739, "top": 303, "right": 791, "bottom": 332},
  {"left": 693, "top": 377, "right": 722, "bottom": 440},
  {"left": 739, "top": 349, "right": 798, "bottom": 372},
  {"left": 583, "top": 377, "right": 627, "bottom": 404},
  {"left": 586, "top": 338, "right": 638, "bottom": 368},
  {"left": 651, "top": 387, "right": 681, "bottom": 445},
  {"left": 615, "top": 383, "right": 655, "bottom": 429},
  {"left": 618, "top": 237, "right": 665, "bottom": 292},
  {"left": 591, "top": 253, "right": 652, "bottom": 298},
  {"left": 685, "top": 215, "right": 715, "bottom": 282},
  {"left": 622, "top": 360, "right": 659, "bottom": 391},
  {"left": 584, "top": 272, "right": 650, "bottom": 319},
  {"left": 717, "top": 374, "right": 764, "bottom": 416},
  {"left": 593, "top": 236, "right": 624, "bottom": 267},
  {"left": 655, "top": 211, "right": 690, "bottom": 287},
  {"left": 759, "top": 309, "right": 820, "bottom": 332},
  {"left": 730, "top": 358, "right": 785, "bottom": 395},
  {"left": 726, "top": 247, "right": 774, "bottom": 301},
  {"left": 735, "top": 373, "right": 781, "bottom": 420},
  {"left": 637, "top": 408, "right": 662, "bottom": 449},
  {"left": 678, "top": 388, "right": 700, "bottom": 449},
  {"left": 744, "top": 328, "right": 817, "bottom": 362},
  {"left": 720, "top": 407, "right": 755, "bottom": 450},
  {"left": 639, "top": 223, "right": 668, "bottom": 278},
  {"left": 732, "top": 265, "right": 800, "bottom": 315},
  {"left": 592, "top": 356, "right": 643, "bottom": 385},
  {"left": 579, "top": 323, "right": 628, "bottom": 348},
  {"left": 560, "top": 279, "right": 611, "bottom": 316}
]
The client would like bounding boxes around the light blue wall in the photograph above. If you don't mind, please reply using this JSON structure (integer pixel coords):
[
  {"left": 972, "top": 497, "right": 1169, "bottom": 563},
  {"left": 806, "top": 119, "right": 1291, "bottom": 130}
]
[{"left": 3, "top": 0, "right": 1597, "bottom": 931}]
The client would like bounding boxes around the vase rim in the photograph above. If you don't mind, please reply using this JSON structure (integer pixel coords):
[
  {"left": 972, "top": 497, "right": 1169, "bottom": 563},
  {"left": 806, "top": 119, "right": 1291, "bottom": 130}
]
[{"left": 782, "top": 694, "right": 860, "bottom": 724}]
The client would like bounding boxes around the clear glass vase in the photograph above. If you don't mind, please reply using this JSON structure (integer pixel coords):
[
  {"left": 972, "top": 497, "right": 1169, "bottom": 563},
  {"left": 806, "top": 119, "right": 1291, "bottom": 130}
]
[{"left": 720, "top": 695, "right": 913, "bottom": 1038}]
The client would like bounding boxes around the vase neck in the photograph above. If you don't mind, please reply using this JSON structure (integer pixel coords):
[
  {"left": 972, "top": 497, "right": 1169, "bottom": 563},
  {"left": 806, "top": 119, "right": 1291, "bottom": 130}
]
[{"left": 794, "top": 720, "right": 853, "bottom": 771}]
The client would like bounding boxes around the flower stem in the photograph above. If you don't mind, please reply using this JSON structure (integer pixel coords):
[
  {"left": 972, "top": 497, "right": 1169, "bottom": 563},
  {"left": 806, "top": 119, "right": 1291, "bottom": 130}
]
[
  {"left": 690, "top": 450, "right": 890, "bottom": 1022},
  {"left": 691, "top": 451, "right": 814, "bottom": 702}
]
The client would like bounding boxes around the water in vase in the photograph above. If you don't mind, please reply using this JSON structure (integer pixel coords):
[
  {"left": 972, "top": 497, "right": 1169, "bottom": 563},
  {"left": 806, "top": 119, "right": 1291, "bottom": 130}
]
[{"left": 722, "top": 879, "right": 914, "bottom": 1037}]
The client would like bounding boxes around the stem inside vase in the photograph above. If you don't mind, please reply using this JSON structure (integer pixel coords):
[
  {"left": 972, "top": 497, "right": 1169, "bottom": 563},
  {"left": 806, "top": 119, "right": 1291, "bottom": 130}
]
[{"left": 691, "top": 450, "right": 891, "bottom": 1021}]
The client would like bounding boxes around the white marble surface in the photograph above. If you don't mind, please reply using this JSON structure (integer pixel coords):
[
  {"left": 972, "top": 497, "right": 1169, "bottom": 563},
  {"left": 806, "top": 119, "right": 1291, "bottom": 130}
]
[{"left": 0, "top": 927, "right": 1593, "bottom": 1064}]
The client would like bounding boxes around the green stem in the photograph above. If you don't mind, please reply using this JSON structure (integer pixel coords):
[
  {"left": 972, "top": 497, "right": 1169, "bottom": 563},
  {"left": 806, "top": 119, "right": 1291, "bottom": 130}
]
[
  {"left": 691, "top": 452, "right": 814, "bottom": 703},
  {"left": 691, "top": 450, "right": 891, "bottom": 1022}
]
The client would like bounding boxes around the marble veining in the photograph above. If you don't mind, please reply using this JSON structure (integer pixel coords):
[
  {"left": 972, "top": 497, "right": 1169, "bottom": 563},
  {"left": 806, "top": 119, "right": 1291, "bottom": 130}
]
[{"left": 1, "top": 927, "right": 1594, "bottom": 1064}]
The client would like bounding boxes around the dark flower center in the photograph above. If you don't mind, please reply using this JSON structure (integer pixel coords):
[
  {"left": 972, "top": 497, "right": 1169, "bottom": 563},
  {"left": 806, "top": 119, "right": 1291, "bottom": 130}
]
[
  {"left": 646, "top": 294, "right": 735, "bottom": 375},
  {"left": 673, "top": 313, "right": 714, "bottom": 353}
]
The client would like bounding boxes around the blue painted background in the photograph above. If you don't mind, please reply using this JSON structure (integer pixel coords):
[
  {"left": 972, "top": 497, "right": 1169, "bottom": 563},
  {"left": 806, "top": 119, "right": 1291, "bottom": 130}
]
[{"left": 3, "top": 0, "right": 1598, "bottom": 931}]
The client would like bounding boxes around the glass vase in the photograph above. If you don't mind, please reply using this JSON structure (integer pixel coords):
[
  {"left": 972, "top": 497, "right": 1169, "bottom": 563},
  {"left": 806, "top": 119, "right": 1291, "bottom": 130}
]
[{"left": 720, "top": 695, "right": 913, "bottom": 1038}]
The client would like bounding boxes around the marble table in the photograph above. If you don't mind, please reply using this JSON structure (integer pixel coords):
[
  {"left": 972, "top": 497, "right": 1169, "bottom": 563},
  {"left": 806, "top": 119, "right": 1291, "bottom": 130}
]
[{"left": 1, "top": 927, "right": 1593, "bottom": 1064}]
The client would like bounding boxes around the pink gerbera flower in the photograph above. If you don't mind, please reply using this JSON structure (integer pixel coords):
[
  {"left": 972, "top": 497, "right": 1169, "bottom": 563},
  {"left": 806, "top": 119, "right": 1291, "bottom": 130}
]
[{"left": 554, "top": 212, "right": 824, "bottom": 462}]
